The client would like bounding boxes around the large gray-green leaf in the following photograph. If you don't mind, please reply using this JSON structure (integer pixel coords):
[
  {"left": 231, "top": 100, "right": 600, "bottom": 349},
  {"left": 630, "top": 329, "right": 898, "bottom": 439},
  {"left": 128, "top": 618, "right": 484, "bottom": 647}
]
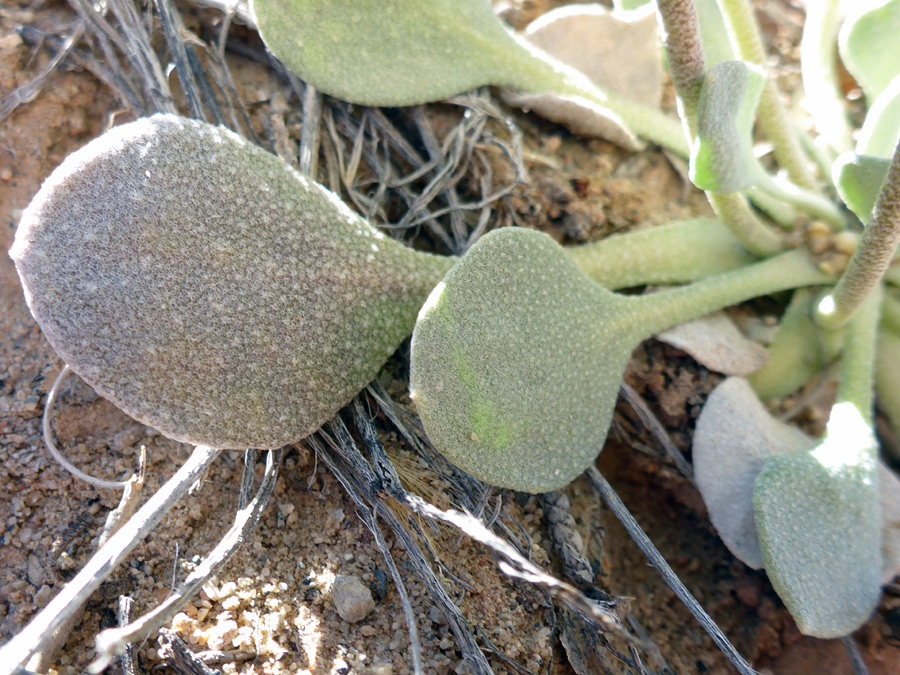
[
  {"left": 252, "top": 0, "right": 523, "bottom": 106},
  {"left": 833, "top": 152, "right": 891, "bottom": 222},
  {"left": 838, "top": 0, "right": 900, "bottom": 103},
  {"left": 251, "top": 0, "right": 689, "bottom": 155},
  {"left": 410, "top": 228, "right": 829, "bottom": 493},
  {"left": 10, "top": 114, "right": 453, "bottom": 449},
  {"left": 691, "top": 61, "right": 767, "bottom": 193},
  {"left": 857, "top": 74, "right": 900, "bottom": 158},
  {"left": 410, "top": 228, "right": 637, "bottom": 493}
]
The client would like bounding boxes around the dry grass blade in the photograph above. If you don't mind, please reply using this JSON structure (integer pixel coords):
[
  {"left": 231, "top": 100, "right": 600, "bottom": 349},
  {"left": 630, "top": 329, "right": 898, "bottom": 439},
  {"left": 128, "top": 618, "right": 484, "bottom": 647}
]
[
  {"left": 157, "top": 629, "right": 222, "bottom": 675},
  {"left": 0, "top": 22, "right": 84, "bottom": 122},
  {"left": 619, "top": 382, "right": 694, "bottom": 480},
  {"left": 13, "top": 23, "right": 143, "bottom": 110},
  {"left": 116, "top": 596, "right": 137, "bottom": 675},
  {"left": 842, "top": 636, "right": 871, "bottom": 675},
  {"left": 339, "top": 399, "right": 651, "bottom": 659},
  {"left": 586, "top": 466, "right": 758, "bottom": 675}
]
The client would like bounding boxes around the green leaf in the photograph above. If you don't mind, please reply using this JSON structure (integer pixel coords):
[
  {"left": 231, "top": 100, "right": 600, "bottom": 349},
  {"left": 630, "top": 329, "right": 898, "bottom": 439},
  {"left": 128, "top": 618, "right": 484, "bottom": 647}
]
[
  {"left": 410, "top": 228, "right": 637, "bottom": 493},
  {"left": 695, "top": 378, "right": 900, "bottom": 590},
  {"left": 410, "top": 228, "right": 829, "bottom": 492},
  {"left": 251, "top": 0, "right": 529, "bottom": 106},
  {"left": 250, "top": 0, "right": 691, "bottom": 155},
  {"left": 833, "top": 152, "right": 891, "bottom": 222},
  {"left": 691, "top": 60, "right": 767, "bottom": 193},
  {"left": 857, "top": 73, "right": 900, "bottom": 158},
  {"left": 10, "top": 114, "right": 454, "bottom": 449},
  {"left": 694, "top": 377, "right": 815, "bottom": 569},
  {"left": 839, "top": 0, "right": 900, "bottom": 103}
]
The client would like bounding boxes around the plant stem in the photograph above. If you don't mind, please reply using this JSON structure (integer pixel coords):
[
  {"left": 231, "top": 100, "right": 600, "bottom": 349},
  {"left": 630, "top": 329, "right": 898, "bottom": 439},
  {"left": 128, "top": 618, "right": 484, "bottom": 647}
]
[
  {"left": 747, "top": 288, "right": 838, "bottom": 400},
  {"left": 632, "top": 246, "right": 832, "bottom": 336},
  {"left": 708, "top": 191, "right": 784, "bottom": 256},
  {"left": 834, "top": 286, "right": 882, "bottom": 424},
  {"left": 656, "top": 0, "right": 785, "bottom": 256},
  {"left": 745, "top": 185, "right": 798, "bottom": 227},
  {"left": 818, "top": 137, "right": 900, "bottom": 328},
  {"left": 565, "top": 217, "right": 754, "bottom": 287},
  {"left": 755, "top": 172, "right": 846, "bottom": 229},
  {"left": 716, "top": 0, "right": 817, "bottom": 188},
  {"left": 882, "top": 290, "right": 900, "bottom": 333},
  {"left": 800, "top": 0, "right": 854, "bottom": 153}
]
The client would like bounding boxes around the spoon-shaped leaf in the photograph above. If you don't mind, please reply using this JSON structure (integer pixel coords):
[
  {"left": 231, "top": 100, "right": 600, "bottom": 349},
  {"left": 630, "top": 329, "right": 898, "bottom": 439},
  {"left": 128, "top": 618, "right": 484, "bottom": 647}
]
[
  {"left": 9, "top": 114, "right": 454, "bottom": 449},
  {"left": 410, "top": 227, "right": 830, "bottom": 493},
  {"left": 753, "top": 417, "right": 881, "bottom": 637},
  {"left": 694, "top": 377, "right": 900, "bottom": 591},
  {"left": 251, "top": 0, "right": 688, "bottom": 154},
  {"left": 691, "top": 60, "right": 767, "bottom": 193}
]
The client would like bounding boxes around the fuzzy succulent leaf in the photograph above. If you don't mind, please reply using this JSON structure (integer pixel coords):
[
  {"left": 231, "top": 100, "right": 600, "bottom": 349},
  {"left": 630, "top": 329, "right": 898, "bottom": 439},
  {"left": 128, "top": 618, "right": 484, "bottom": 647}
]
[
  {"left": 833, "top": 152, "right": 891, "bottom": 223},
  {"left": 753, "top": 431, "right": 882, "bottom": 638},
  {"left": 748, "top": 289, "right": 844, "bottom": 400},
  {"left": 694, "top": 0, "right": 736, "bottom": 66},
  {"left": 10, "top": 114, "right": 453, "bottom": 449},
  {"left": 410, "top": 228, "right": 638, "bottom": 493},
  {"left": 691, "top": 60, "right": 766, "bottom": 193},
  {"left": 251, "top": 0, "right": 525, "bottom": 106},
  {"left": 411, "top": 229, "right": 831, "bottom": 493},
  {"left": 838, "top": 0, "right": 900, "bottom": 104}
]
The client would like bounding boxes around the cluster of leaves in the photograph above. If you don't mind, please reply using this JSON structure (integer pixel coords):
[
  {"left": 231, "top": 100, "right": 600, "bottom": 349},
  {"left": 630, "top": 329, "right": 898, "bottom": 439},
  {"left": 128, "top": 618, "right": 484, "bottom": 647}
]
[{"left": 10, "top": 0, "right": 900, "bottom": 652}]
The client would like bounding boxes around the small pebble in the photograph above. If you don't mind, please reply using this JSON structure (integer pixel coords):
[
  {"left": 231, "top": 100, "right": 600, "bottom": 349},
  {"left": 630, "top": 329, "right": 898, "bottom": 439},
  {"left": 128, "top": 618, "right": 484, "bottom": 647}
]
[
  {"left": 428, "top": 606, "right": 448, "bottom": 625},
  {"left": 331, "top": 574, "right": 375, "bottom": 623}
]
